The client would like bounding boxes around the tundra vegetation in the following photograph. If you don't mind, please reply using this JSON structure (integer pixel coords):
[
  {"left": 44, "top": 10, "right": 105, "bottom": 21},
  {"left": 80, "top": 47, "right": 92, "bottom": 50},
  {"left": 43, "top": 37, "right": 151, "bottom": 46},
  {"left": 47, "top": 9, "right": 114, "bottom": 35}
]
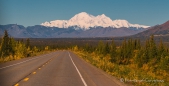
[
  {"left": 73, "top": 36, "right": 169, "bottom": 86},
  {"left": 0, "top": 30, "right": 54, "bottom": 62},
  {"left": 0, "top": 30, "right": 168, "bottom": 85}
]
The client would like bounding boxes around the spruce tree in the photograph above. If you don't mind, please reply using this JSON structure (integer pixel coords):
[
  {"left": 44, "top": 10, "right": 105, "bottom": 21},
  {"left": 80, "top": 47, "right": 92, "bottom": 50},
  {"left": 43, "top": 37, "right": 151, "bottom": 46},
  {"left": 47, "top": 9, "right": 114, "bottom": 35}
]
[
  {"left": 9, "top": 37, "right": 15, "bottom": 56},
  {"left": 119, "top": 39, "right": 127, "bottom": 64},
  {"left": 104, "top": 42, "right": 110, "bottom": 55},
  {"left": 133, "top": 39, "right": 137, "bottom": 50},
  {"left": 0, "top": 30, "right": 10, "bottom": 57},
  {"left": 110, "top": 39, "right": 116, "bottom": 63},
  {"left": 26, "top": 38, "right": 30, "bottom": 48},
  {"left": 158, "top": 39, "right": 165, "bottom": 60},
  {"left": 158, "top": 39, "right": 164, "bottom": 54},
  {"left": 97, "top": 41, "right": 104, "bottom": 54},
  {"left": 137, "top": 39, "right": 141, "bottom": 49},
  {"left": 136, "top": 47, "right": 144, "bottom": 67},
  {"left": 149, "top": 35, "right": 157, "bottom": 60},
  {"left": 121, "top": 39, "right": 127, "bottom": 58},
  {"left": 144, "top": 39, "right": 150, "bottom": 63}
]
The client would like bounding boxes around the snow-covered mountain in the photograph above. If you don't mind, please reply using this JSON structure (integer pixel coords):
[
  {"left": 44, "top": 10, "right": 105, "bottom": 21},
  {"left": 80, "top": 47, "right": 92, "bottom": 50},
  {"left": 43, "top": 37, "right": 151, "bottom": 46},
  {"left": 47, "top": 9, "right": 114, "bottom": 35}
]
[
  {"left": 41, "top": 12, "right": 150, "bottom": 30},
  {"left": 0, "top": 12, "right": 152, "bottom": 38},
  {"left": 0, "top": 24, "right": 147, "bottom": 38}
]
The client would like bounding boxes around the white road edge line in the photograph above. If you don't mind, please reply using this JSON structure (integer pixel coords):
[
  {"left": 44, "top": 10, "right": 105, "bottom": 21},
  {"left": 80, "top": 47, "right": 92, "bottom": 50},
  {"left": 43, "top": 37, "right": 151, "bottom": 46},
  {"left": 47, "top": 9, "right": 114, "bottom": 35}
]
[
  {"left": 0, "top": 53, "right": 51, "bottom": 70},
  {"left": 68, "top": 52, "right": 87, "bottom": 86}
]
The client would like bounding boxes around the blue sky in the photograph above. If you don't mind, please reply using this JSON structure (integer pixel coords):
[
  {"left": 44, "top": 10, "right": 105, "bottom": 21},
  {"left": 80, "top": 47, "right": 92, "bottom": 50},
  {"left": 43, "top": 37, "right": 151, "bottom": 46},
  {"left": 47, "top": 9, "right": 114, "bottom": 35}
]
[{"left": 0, "top": 0, "right": 169, "bottom": 27}]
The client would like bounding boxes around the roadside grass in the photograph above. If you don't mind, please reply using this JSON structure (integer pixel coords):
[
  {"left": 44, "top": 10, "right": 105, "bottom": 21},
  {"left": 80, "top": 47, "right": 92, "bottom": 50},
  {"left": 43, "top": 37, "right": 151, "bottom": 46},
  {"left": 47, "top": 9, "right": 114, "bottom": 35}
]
[
  {"left": 0, "top": 50, "right": 55, "bottom": 63},
  {"left": 74, "top": 50, "right": 169, "bottom": 86}
]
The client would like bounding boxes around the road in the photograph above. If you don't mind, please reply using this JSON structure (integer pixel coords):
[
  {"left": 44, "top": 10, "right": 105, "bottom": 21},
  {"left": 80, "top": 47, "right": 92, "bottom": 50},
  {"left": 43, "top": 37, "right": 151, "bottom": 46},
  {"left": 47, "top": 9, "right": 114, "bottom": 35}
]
[{"left": 0, "top": 51, "right": 124, "bottom": 86}]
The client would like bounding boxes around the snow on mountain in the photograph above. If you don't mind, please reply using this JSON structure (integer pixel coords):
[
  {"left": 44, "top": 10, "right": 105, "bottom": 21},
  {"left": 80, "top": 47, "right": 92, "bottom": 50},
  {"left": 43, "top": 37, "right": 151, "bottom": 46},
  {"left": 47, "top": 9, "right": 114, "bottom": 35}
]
[{"left": 41, "top": 12, "right": 150, "bottom": 30}]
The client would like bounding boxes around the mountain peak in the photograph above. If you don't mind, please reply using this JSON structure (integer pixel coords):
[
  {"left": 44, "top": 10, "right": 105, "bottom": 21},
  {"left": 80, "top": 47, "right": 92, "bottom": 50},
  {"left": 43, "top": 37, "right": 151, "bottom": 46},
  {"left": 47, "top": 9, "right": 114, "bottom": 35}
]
[
  {"left": 73, "top": 12, "right": 95, "bottom": 18},
  {"left": 69, "top": 12, "right": 94, "bottom": 21},
  {"left": 101, "top": 14, "right": 106, "bottom": 16},
  {"left": 77, "top": 12, "right": 89, "bottom": 15},
  {"left": 41, "top": 12, "right": 150, "bottom": 30},
  {"left": 161, "top": 20, "right": 169, "bottom": 28},
  {"left": 99, "top": 14, "right": 106, "bottom": 17},
  {"left": 74, "top": 12, "right": 90, "bottom": 17},
  {"left": 96, "top": 14, "right": 107, "bottom": 18}
]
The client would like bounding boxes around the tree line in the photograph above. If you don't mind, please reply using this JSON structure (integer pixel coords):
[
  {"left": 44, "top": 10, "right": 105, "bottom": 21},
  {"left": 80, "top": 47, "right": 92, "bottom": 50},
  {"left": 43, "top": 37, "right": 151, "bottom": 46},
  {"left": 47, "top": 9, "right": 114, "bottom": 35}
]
[
  {"left": 0, "top": 30, "right": 51, "bottom": 62},
  {"left": 1, "top": 30, "right": 169, "bottom": 72},
  {"left": 81, "top": 35, "right": 169, "bottom": 71},
  {"left": 74, "top": 36, "right": 169, "bottom": 85}
]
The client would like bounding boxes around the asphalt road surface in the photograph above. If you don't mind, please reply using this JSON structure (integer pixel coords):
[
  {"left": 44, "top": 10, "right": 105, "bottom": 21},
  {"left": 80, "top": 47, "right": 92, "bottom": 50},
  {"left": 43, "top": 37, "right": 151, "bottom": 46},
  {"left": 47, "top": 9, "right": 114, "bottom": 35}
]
[{"left": 0, "top": 51, "right": 125, "bottom": 86}]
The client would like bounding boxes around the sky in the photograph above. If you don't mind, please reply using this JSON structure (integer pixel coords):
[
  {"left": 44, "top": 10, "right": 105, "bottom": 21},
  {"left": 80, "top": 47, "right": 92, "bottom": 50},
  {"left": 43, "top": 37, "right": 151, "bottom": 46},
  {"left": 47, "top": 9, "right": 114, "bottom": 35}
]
[{"left": 0, "top": 0, "right": 169, "bottom": 27}]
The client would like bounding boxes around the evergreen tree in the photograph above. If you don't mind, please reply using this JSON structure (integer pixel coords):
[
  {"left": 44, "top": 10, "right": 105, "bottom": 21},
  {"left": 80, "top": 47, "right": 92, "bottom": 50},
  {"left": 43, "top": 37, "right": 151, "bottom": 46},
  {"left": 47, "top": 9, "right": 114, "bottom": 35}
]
[
  {"left": 8, "top": 37, "right": 15, "bottom": 56},
  {"left": 26, "top": 38, "right": 30, "bottom": 48},
  {"left": 132, "top": 39, "right": 141, "bottom": 50},
  {"left": 159, "top": 56, "right": 169, "bottom": 70},
  {"left": 136, "top": 39, "right": 141, "bottom": 49},
  {"left": 97, "top": 41, "right": 104, "bottom": 55},
  {"left": 121, "top": 39, "right": 127, "bottom": 58},
  {"left": 119, "top": 39, "right": 128, "bottom": 64},
  {"left": 136, "top": 47, "right": 144, "bottom": 67},
  {"left": 110, "top": 39, "right": 116, "bottom": 63},
  {"left": 0, "top": 30, "right": 11, "bottom": 57},
  {"left": 133, "top": 39, "right": 137, "bottom": 50},
  {"left": 157, "top": 39, "right": 166, "bottom": 60},
  {"left": 149, "top": 35, "right": 157, "bottom": 59},
  {"left": 144, "top": 39, "right": 150, "bottom": 63},
  {"left": 103, "top": 42, "right": 110, "bottom": 55}
]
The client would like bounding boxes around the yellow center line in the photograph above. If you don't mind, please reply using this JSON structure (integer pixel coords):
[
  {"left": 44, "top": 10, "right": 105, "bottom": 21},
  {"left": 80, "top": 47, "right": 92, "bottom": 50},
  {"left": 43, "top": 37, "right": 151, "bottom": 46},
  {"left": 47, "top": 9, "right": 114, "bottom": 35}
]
[
  {"left": 13, "top": 55, "right": 58, "bottom": 86},
  {"left": 32, "top": 72, "right": 36, "bottom": 74},
  {"left": 23, "top": 78, "right": 29, "bottom": 81},
  {"left": 14, "top": 83, "right": 19, "bottom": 86}
]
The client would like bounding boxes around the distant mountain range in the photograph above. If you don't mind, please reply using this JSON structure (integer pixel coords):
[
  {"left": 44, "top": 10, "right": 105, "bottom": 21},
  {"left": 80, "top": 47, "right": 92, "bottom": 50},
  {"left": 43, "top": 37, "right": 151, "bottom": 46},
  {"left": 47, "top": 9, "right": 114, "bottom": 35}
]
[
  {"left": 133, "top": 20, "right": 169, "bottom": 37},
  {"left": 0, "top": 12, "right": 157, "bottom": 38},
  {"left": 0, "top": 24, "right": 148, "bottom": 38},
  {"left": 41, "top": 12, "right": 149, "bottom": 30}
]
